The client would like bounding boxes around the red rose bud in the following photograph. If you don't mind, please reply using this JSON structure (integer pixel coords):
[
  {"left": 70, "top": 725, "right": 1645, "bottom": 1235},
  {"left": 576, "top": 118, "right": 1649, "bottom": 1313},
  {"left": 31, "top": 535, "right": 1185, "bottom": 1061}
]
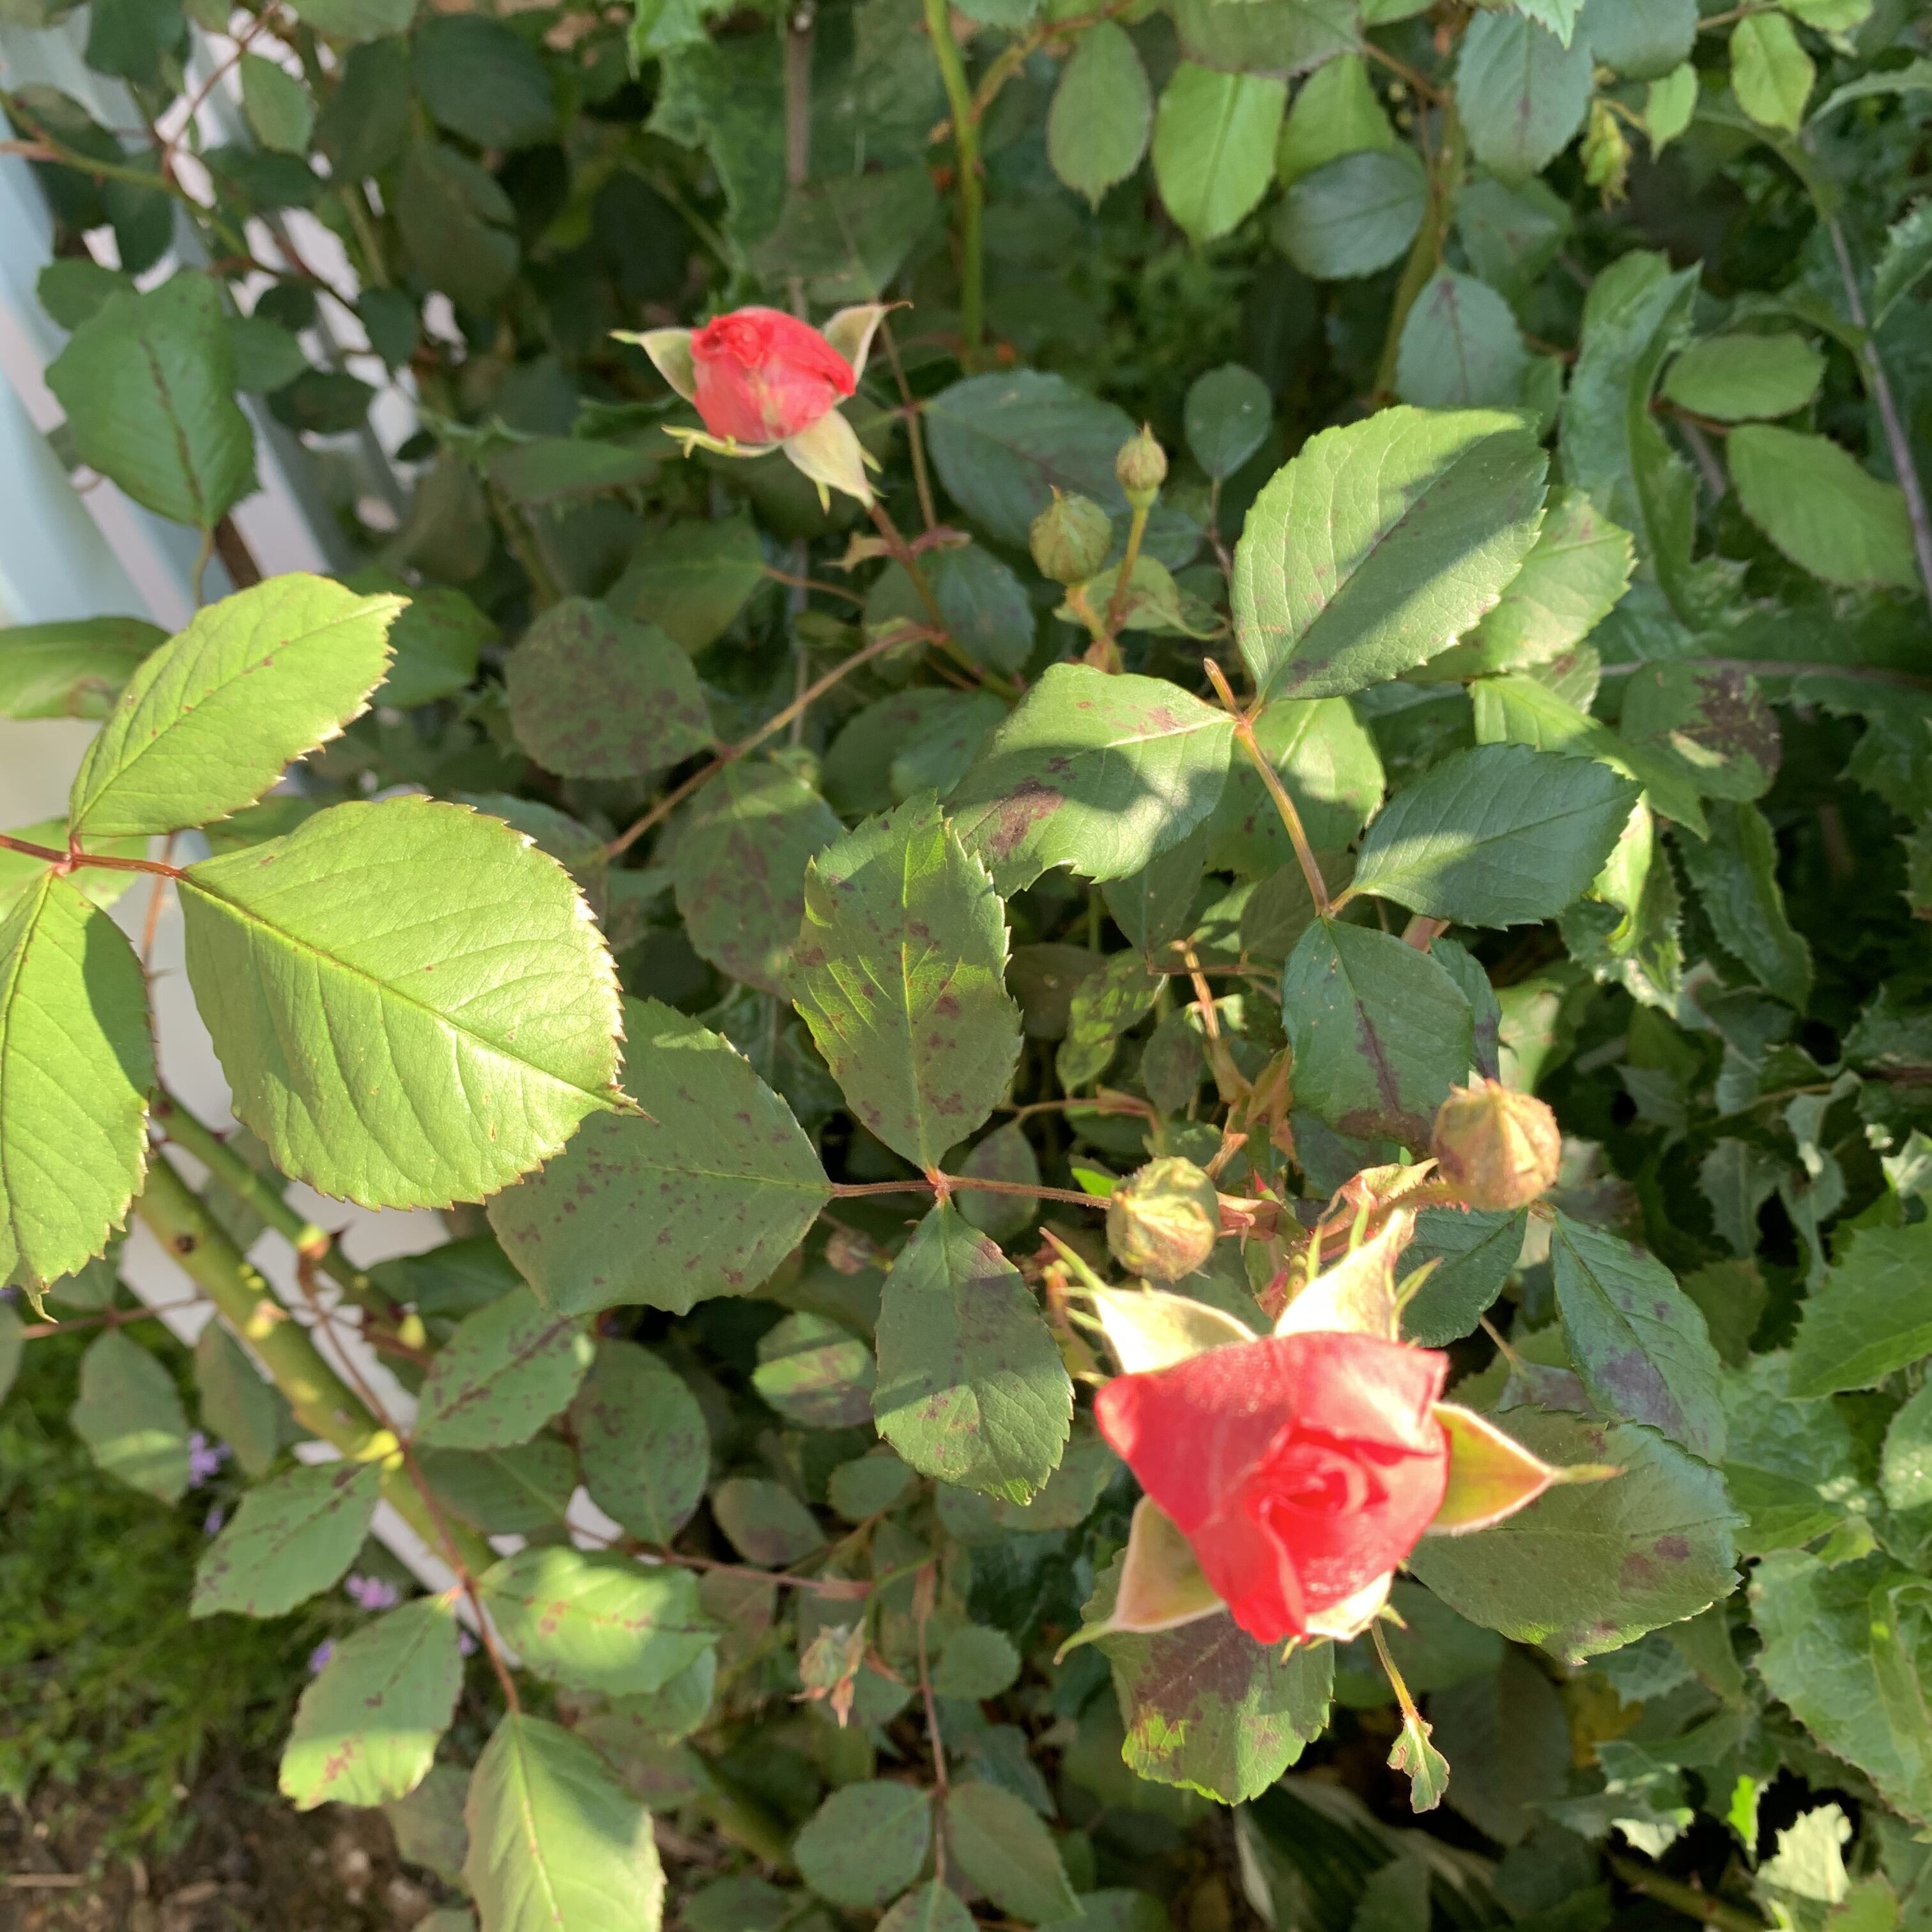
[
  {"left": 1115, "top": 425, "right": 1167, "bottom": 509},
  {"left": 689, "top": 306, "right": 856, "bottom": 446},
  {"left": 1094, "top": 1330, "right": 1450, "bottom": 1645},
  {"left": 1030, "top": 489, "right": 1113, "bottom": 584},
  {"left": 1106, "top": 1156, "right": 1220, "bottom": 1282},
  {"left": 1430, "top": 1078, "right": 1561, "bottom": 1211}
]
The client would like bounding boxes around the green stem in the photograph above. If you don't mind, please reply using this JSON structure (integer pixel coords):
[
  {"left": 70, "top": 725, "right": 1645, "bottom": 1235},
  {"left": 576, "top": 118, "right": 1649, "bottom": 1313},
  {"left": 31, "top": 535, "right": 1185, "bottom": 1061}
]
[
  {"left": 153, "top": 1090, "right": 387, "bottom": 1317},
  {"left": 1372, "top": 107, "right": 1464, "bottom": 401},
  {"left": 1102, "top": 502, "right": 1150, "bottom": 642},
  {"left": 923, "top": 0, "right": 984, "bottom": 367},
  {"left": 485, "top": 479, "right": 567, "bottom": 610},
  {"left": 1606, "top": 1855, "right": 1769, "bottom": 1932},
  {"left": 135, "top": 1158, "right": 494, "bottom": 1578},
  {"left": 1203, "top": 659, "right": 1330, "bottom": 913}
]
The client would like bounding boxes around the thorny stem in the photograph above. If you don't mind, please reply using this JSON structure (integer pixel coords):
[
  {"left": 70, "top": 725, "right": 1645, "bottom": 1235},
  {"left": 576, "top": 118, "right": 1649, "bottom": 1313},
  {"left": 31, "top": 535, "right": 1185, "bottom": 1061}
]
[
  {"left": 922, "top": 0, "right": 984, "bottom": 367},
  {"left": 0, "top": 831, "right": 182, "bottom": 879},
  {"left": 17, "top": 1296, "right": 209, "bottom": 1340},
  {"left": 1821, "top": 211, "right": 1932, "bottom": 616},
  {"left": 1202, "top": 659, "right": 1331, "bottom": 914},
  {"left": 607, "top": 625, "right": 912, "bottom": 858}
]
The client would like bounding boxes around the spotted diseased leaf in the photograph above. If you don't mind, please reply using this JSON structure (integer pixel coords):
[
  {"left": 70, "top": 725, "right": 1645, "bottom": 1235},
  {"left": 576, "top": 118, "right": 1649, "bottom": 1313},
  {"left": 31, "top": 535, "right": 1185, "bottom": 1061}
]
[
  {"left": 412, "top": 1290, "right": 594, "bottom": 1450},
  {"left": 180, "top": 797, "right": 624, "bottom": 1211},
  {"left": 1282, "top": 918, "right": 1473, "bottom": 1148},
  {"left": 1454, "top": 8, "right": 1593, "bottom": 183},
  {"left": 711, "top": 1475, "right": 825, "bottom": 1566},
  {"left": 415, "top": 1441, "right": 576, "bottom": 1537},
  {"left": 489, "top": 998, "right": 829, "bottom": 1317},
  {"left": 958, "top": 1121, "right": 1042, "bottom": 1243},
  {"left": 1087, "top": 1551, "right": 1335, "bottom": 1802},
  {"left": 1233, "top": 408, "right": 1547, "bottom": 702},
  {"left": 1057, "top": 953, "right": 1163, "bottom": 1092},
  {"left": 873, "top": 1203, "right": 1073, "bottom": 1502},
  {"left": 1405, "top": 1406, "right": 1739, "bottom": 1663},
  {"left": 571, "top": 1340, "right": 710, "bottom": 1542},
  {"left": 753, "top": 1312, "right": 875, "bottom": 1429},
  {"left": 477, "top": 1546, "right": 714, "bottom": 1698},
  {"left": 1620, "top": 662, "right": 1780, "bottom": 804},
  {"left": 192, "top": 1460, "right": 383, "bottom": 1619},
  {"left": 504, "top": 597, "right": 712, "bottom": 780},
  {"left": 1550, "top": 1213, "right": 1726, "bottom": 1463},
  {"left": 674, "top": 760, "right": 843, "bottom": 997},
  {"left": 280, "top": 1598, "right": 464, "bottom": 1810},
  {"left": 793, "top": 793, "right": 1022, "bottom": 1171},
  {"left": 947, "top": 666, "right": 1235, "bottom": 896}
]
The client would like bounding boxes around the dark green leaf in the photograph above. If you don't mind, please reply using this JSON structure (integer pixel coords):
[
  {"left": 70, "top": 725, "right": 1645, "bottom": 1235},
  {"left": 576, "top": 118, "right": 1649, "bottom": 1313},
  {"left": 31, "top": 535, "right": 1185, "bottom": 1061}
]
[
  {"left": 795, "top": 1782, "right": 933, "bottom": 1911},
  {"left": 412, "top": 15, "right": 555, "bottom": 149},
  {"left": 946, "top": 1780, "right": 1080, "bottom": 1924},
  {"left": 1674, "top": 801, "right": 1811, "bottom": 1009},
  {"left": 572, "top": 1340, "right": 709, "bottom": 1541},
  {"left": 1272, "top": 147, "right": 1426, "bottom": 280},
  {"left": 1455, "top": 9, "right": 1593, "bottom": 183}
]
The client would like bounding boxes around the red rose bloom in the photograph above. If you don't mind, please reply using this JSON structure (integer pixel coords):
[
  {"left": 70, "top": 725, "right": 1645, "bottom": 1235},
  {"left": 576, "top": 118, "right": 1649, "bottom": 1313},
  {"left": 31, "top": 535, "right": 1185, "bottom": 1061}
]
[
  {"left": 1094, "top": 1331, "right": 1451, "bottom": 1645},
  {"left": 689, "top": 307, "right": 857, "bottom": 445}
]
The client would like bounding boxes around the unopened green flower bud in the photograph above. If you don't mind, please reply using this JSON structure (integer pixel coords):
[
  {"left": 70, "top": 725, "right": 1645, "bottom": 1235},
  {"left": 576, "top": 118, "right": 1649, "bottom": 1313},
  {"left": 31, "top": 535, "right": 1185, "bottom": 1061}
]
[
  {"left": 1030, "top": 489, "right": 1112, "bottom": 585},
  {"left": 1107, "top": 1157, "right": 1220, "bottom": 1282},
  {"left": 1430, "top": 1078, "right": 1562, "bottom": 1211},
  {"left": 1115, "top": 425, "right": 1167, "bottom": 509}
]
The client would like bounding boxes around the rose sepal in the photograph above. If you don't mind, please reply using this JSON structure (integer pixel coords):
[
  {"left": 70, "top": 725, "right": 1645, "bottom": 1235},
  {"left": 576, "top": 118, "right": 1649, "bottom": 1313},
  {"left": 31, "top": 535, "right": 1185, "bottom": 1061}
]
[
  {"left": 1425, "top": 1401, "right": 1620, "bottom": 1535},
  {"left": 782, "top": 406, "right": 878, "bottom": 508},
  {"left": 618, "top": 326, "right": 699, "bottom": 403},
  {"left": 821, "top": 302, "right": 899, "bottom": 383},
  {"left": 1086, "top": 1284, "right": 1253, "bottom": 1372},
  {"left": 1057, "top": 1495, "right": 1226, "bottom": 1657}
]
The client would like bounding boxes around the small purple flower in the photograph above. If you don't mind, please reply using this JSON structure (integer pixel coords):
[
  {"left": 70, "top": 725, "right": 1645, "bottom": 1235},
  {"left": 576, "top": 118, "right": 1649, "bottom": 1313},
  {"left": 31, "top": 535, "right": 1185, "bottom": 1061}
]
[
  {"left": 186, "top": 1431, "right": 229, "bottom": 1487},
  {"left": 457, "top": 1629, "right": 477, "bottom": 1658},
  {"left": 203, "top": 1505, "right": 225, "bottom": 1536},
  {"left": 308, "top": 1640, "right": 335, "bottom": 1675},
  {"left": 344, "top": 1574, "right": 401, "bottom": 1612}
]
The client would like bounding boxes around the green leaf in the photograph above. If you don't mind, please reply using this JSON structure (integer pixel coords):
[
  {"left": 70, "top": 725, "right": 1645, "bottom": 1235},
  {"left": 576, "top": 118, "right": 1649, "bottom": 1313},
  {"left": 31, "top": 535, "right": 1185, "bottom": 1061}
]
[
  {"left": 487, "top": 440, "right": 657, "bottom": 507},
  {"left": 1275, "top": 52, "right": 1396, "bottom": 185},
  {"left": 753, "top": 1312, "right": 876, "bottom": 1429},
  {"left": 412, "top": 13, "right": 555, "bottom": 150},
  {"left": 1459, "top": 489, "right": 1634, "bottom": 672},
  {"left": 195, "top": 1321, "right": 285, "bottom": 1478},
  {"left": 0, "top": 876, "right": 153, "bottom": 1291},
  {"left": 1455, "top": 9, "right": 1593, "bottom": 183},
  {"left": 891, "top": 691, "right": 1008, "bottom": 802},
  {"left": 0, "top": 1303, "right": 22, "bottom": 1407},
  {"left": 1732, "top": 13, "right": 1813, "bottom": 134},
  {"left": 1057, "top": 953, "right": 1163, "bottom": 1091},
  {"left": 1788, "top": 1220, "right": 1932, "bottom": 1396},
  {"left": 70, "top": 1329, "right": 189, "bottom": 1502},
  {"left": 1406, "top": 1407, "right": 1738, "bottom": 1663},
  {"left": 478, "top": 1546, "right": 712, "bottom": 1696},
  {"left": 572, "top": 1340, "right": 709, "bottom": 1541},
  {"left": 1872, "top": 199, "right": 1932, "bottom": 330},
  {"left": 1549, "top": 1213, "right": 1726, "bottom": 1462},
  {"left": 930, "top": 548, "right": 1036, "bottom": 678},
  {"left": 934, "top": 1625, "right": 1023, "bottom": 1698},
  {"left": 413, "top": 1289, "right": 592, "bottom": 1449},
  {"left": 1349, "top": 744, "right": 1637, "bottom": 927},
  {"left": 958, "top": 1121, "right": 1042, "bottom": 1242},
  {"left": 1282, "top": 918, "right": 1472, "bottom": 1147},
  {"left": 376, "top": 584, "right": 494, "bottom": 708},
  {"left": 946, "top": 1780, "right": 1080, "bottom": 1924},
  {"left": 608, "top": 516, "right": 765, "bottom": 654},
  {"left": 416, "top": 1441, "right": 576, "bottom": 1535},
  {"left": 67, "top": 575, "right": 401, "bottom": 839},
  {"left": 1620, "top": 661, "right": 1779, "bottom": 804},
  {"left": 1395, "top": 270, "right": 1528, "bottom": 410},
  {"left": 1169, "top": 0, "right": 1356, "bottom": 77},
  {"left": 192, "top": 1460, "right": 383, "bottom": 1618},
  {"left": 395, "top": 144, "right": 519, "bottom": 312},
  {"left": 1586, "top": 0, "right": 1696, "bottom": 80},
  {"left": 1103, "top": 827, "right": 1211, "bottom": 953},
  {"left": 464, "top": 1712, "right": 664, "bottom": 1932},
  {"left": 947, "top": 665, "right": 1234, "bottom": 896},
  {"left": 1728, "top": 425, "right": 1919, "bottom": 590},
  {"left": 280, "top": 1598, "right": 463, "bottom": 1809},
  {"left": 795, "top": 1782, "right": 933, "bottom": 1911},
  {"left": 385, "top": 1764, "right": 469, "bottom": 1885},
  {"left": 505, "top": 597, "right": 711, "bottom": 781},
  {"left": 1401, "top": 1206, "right": 1526, "bottom": 1346},
  {"left": 751, "top": 167, "right": 940, "bottom": 305},
  {"left": 1208, "top": 697, "right": 1384, "bottom": 878},
  {"left": 711, "top": 1475, "right": 824, "bottom": 1565},
  {"left": 0, "top": 616, "right": 162, "bottom": 720},
  {"left": 179, "top": 796, "right": 622, "bottom": 1209},
  {"left": 228, "top": 314, "right": 310, "bottom": 394},
  {"left": 1047, "top": 20, "right": 1153, "bottom": 208},
  {"left": 924, "top": 371, "right": 1134, "bottom": 550},
  {"left": 1675, "top": 801, "right": 1812, "bottom": 1009},
  {"left": 1233, "top": 406, "right": 1547, "bottom": 702},
  {"left": 1722, "top": 1351, "right": 1863, "bottom": 1553},
  {"left": 793, "top": 793, "right": 1021, "bottom": 1169},
  {"left": 238, "top": 51, "right": 314, "bottom": 151},
  {"left": 880, "top": 1884, "right": 976, "bottom": 1932},
  {"left": 673, "top": 760, "right": 843, "bottom": 997},
  {"left": 488, "top": 997, "right": 828, "bottom": 1317},
  {"left": 1453, "top": 175, "right": 1572, "bottom": 302},
  {"left": 1184, "top": 364, "right": 1272, "bottom": 481},
  {"left": 873, "top": 1203, "right": 1072, "bottom": 1501},
  {"left": 1088, "top": 1554, "right": 1335, "bottom": 1802},
  {"left": 44, "top": 273, "right": 254, "bottom": 532},
  {"left": 288, "top": 0, "right": 413, "bottom": 38},
  {"left": 1151, "top": 65, "right": 1285, "bottom": 245},
  {"left": 1661, "top": 333, "right": 1823, "bottom": 422},
  {"left": 1271, "top": 146, "right": 1426, "bottom": 280},
  {"left": 1883, "top": 1379, "right": 1932, "bottom": 1513},
  {"left": 1559, "top": 251, "right": 1703, "bottom": 610},
  {"left": 1752, "top": 1552, "right": 1932, "bottom": 1827}
]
